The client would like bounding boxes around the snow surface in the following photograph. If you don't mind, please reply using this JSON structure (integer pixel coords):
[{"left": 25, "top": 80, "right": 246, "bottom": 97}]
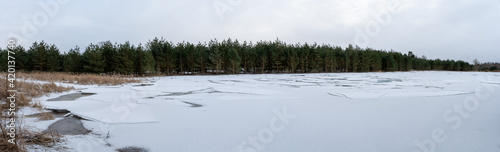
[{"left": 25, "top": 71, "right": 500, "bottom": 152}]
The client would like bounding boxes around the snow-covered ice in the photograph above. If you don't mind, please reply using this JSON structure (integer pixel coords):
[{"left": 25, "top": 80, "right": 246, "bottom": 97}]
[{"left": 26, "top": 71, "right": 500, "bottom": 152}]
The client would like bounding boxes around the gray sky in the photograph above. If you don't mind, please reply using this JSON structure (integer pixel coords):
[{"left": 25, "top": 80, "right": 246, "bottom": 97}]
[{"left": 1, "top": 0, "right": 499, "bottom": 63}]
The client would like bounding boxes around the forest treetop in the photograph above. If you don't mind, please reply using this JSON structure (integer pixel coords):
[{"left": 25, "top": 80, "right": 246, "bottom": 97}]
[{"left": 1, "top": 38, "right": 475, "bottom": 75}]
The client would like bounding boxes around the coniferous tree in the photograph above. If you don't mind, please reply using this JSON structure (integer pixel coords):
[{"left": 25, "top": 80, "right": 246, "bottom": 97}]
[
  {"left": 195, "top": 42, "right": 209, "bottom": 74},
  {"left": 174, "top": 42, "right": 187, "bottom": 73},
  {"left": 227, "top": 47, "right": 241, "bottom": 74},
  {"left": 210, "top": 47, "right": 223, "bottom": 74},
  {"left": 344, "top": 44, "right": 353, "bottom": 72},
  {"left": 349, "top": 46, "right": 360, "bottom": 72},
  {"left": 118, "top": 42, "right": 137, "bottom": 74},
  {"left": 163, "top": 41, "right": 176, "bottom": 74},
  {"left": 148, "top": 38, "right": 166, "bottom": 72},
  {"left": 271, "top": 39, "right": 285, "bottom": 73},
  {"left": 309, "top": 43, "right": 322, "bottom": 72},
  {"left": 370, "top": 51, "right": 382, "bottom": 71},
  {"left": 6, "top": 39, "right": 476, "bottom": 73},
  {"left": 246, "top": 42, "right": 257, "bottom": 73},
  {"left": 238, "top": 41, "right": 251, "bottom": 73},
  {"left": 185, "top": 42, "right": 197, "bottom": 73},
  {"left": 11, "top": 46, "right": 28, "bottom": 71},
  {"left": 255, "top": 41, "right": 269, "bottom": 73},
  {"left": 209, "top": 39, "right": 223, "bottom": 74},
  {"left": 46, "top": 44, "right": 62, "bottom": 72},
  {"left": 322, "top": 45, "right": 337, "bottom": 73},
  {"left": 134, "top": 44, "right": 155, "bottom": 75},
  {"left": 359, "top": 50, "right": 371, "bottom": 72},
  {"left": 0, "top": 48, "right": 7, "bottom": 71},
  {"left": 297, "top": 43, "right": 310, "bottom": 73},
  {"left": 286, "top": 45, "right": 299, "bottom": 73},
  {"left": 100, "top": 41, "right": 119, "bottom": 73},
  {"left": 83, "top": 44, "right": 104, "bottom": 73},
  {"left": 63, "top": 46, "right": 83, "bottom": 72},
  {"left": 29, "top": 41, "right": 48, "bottom": 71}
]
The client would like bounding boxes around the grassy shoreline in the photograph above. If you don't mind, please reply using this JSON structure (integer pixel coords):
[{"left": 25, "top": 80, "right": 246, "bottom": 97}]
[{"left": 0, "top": 72, "right": 141, "bottom": 151}]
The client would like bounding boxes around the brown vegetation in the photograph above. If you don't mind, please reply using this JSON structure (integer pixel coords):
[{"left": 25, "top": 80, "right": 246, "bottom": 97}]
[
  {"left": 22, "top": 130, "right": 62, "bottom": 148},
  {"left": 26, "top": 112, "right": 55, "bottom": 121},
  {"left": 17, "top": 72, "right": 141, "bottom": 85},
  {"left": 0, "top": 78, "right": 74, "bottom": 109},
  {"left": 0, "top": 72, "right": 142, "bottom": 151},
  {"left": 0, "top": 78, "right": 72, "bottom": 151},
  {"left": 0, "top": 124, "right": 63, "bottom": 152},
  {"left": 0, "top": 72, "right": 74, "bottom": 151}
]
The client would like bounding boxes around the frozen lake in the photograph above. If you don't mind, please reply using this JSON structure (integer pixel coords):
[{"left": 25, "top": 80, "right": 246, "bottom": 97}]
[{"left": 34, "top": 71, "right": 500, "bottom": 152}]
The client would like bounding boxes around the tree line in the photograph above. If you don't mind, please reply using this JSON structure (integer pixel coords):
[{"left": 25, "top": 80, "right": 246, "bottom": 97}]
[
  {"left": 473, "top": 59, "right": 500, "bottom": 72},
  {"left": 0, "top": 38, "right": 474, "bottom": 75}
]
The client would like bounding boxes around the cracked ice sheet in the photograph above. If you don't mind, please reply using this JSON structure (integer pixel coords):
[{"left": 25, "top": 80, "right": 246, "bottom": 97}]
[
  {"left": 328, "top": 90, "right": 473, "bottom": 100},
  {"left": 44, "top": 84, "right": 160, "bottom": 124},
  {"left": 33, "top": 71, "right": 500, "bottom": 152},
  {"left": 45, "top": 99, "right": 158, "bottom": 124}
]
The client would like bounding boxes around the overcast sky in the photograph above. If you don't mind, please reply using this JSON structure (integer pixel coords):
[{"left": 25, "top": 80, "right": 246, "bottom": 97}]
[{"left": 1, "top": 0, "right": 499, "bottom": 63}]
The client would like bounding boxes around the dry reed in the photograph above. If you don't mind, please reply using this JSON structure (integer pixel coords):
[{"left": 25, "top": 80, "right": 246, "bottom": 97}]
[
  {"left": 0, "top": 72, "right": 142, "bottom": 151},
  {"left": 17, "top": 72, "right": 141, "bottom": 85}
]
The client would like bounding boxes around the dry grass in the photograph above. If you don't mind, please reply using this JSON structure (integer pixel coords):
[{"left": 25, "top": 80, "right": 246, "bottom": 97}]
[
  {"left": 17, "top": 72, "right": 141, "bottom": 85},
  {"left": 25, "top": 112, "right": 55, "bottom": 121},
  {"left": 0, "top": 72, "right": 142, "bottom": 151},
  {"left": 38, "top": 112, "right": 55, "bottom": 121},
  {"left": 0, "top": 138, "right": 21, "bottom": 152},
  {"left": 116, "top": 146, "right": 149, "bottom": 152},
  {"left": 31, "top": 99, "right": 43, "bottom": 110},
  {"left": 21, "top": 129, "right": 62, "bottom": 147},
  {"left": 0, "top": 123, "right": 63, "bottom": 151},
  {"left": 0, "top": 117, "right": 26, "bottom": 152},
  {"left": 0, "top": 78, "right": 74, "bottom": 109},
  {"left": 0, "top": 73, "right": 75, "bottom": 151}
]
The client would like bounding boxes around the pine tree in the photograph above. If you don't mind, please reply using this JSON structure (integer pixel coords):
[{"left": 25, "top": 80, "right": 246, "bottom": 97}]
[
  {"left": 227, "top": 47, "right": 241, "bottom": 74},
  {"left": 349, "top": 46, "right": 360, "bottom": 72},
  {"left": 117, "top": 42, "right": 136, "bottom": 74},
  {"left": 286, "top": 46, "right": 299, "bottom": 73},
  {"left": 148, "top": 38, "right": 166, "bottom": 72},
  {"left": 63, "top": 46, "right": 83, "bottom": 72},
  {"left": 6, "top": 38, "right": 478, "bottom": 73},
  {"left": 238, "top": 41, "right": 251, "bottom": 73},
  {"left": 271, "top": 39, "right": 285, "bottom": 73},
  {"left": 389, "top": 54, "right": 399, "bottom": 71},
  {"left": 29, "top": 41, "right": 48, "bottom": 71},
  {"left": 298, "top": 43, "right": 310, "bottom": 73},
  {"left": 344, "top": 44, "right": 353, "bottom": 72},
  {"left": 308, "top": 43, "right": 322, "bottom": 72},
  {"left": 46, "top": 44, "right": 62, "bottom": 72},
  {"left": 100, "top": 41, "right": 119, "bottom": 73},
  {"left": 209, "top": 47, "right": 223, "bottom": 74},
  {"left": 83, "top": 44, "right": 104, "bottom": 73},
  {"left": 174, "top": 42, "right": 187, "bottom": 73},
  {"left": 370, "top": 51, "right": 382, "bottom": 71},
  {"left": 185, "top": 42, "right": 197, "bottom": 73},
  {"left": 359, "top": 49, "right": 371, "bottom": 72},
  {"left": 195, "top": 42, "right": 209, "bottom": 74},
  {"left": 0, "top": 48, "right": 7, "bottom": 71},
  {"left": 164, "top": 41, "right": 176, "bottom": 74},
  {"left": 255, "top": 41, "right": 269, "bottom": 73},
  {"left": 245, "top": 42, "right": 257, "bottom": 73},
  {"left": 322, "top": 45, "right": 336, "bottom": 73},
  {"left": 134, "top": 44, "right": 155, "bottom": 75}
]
